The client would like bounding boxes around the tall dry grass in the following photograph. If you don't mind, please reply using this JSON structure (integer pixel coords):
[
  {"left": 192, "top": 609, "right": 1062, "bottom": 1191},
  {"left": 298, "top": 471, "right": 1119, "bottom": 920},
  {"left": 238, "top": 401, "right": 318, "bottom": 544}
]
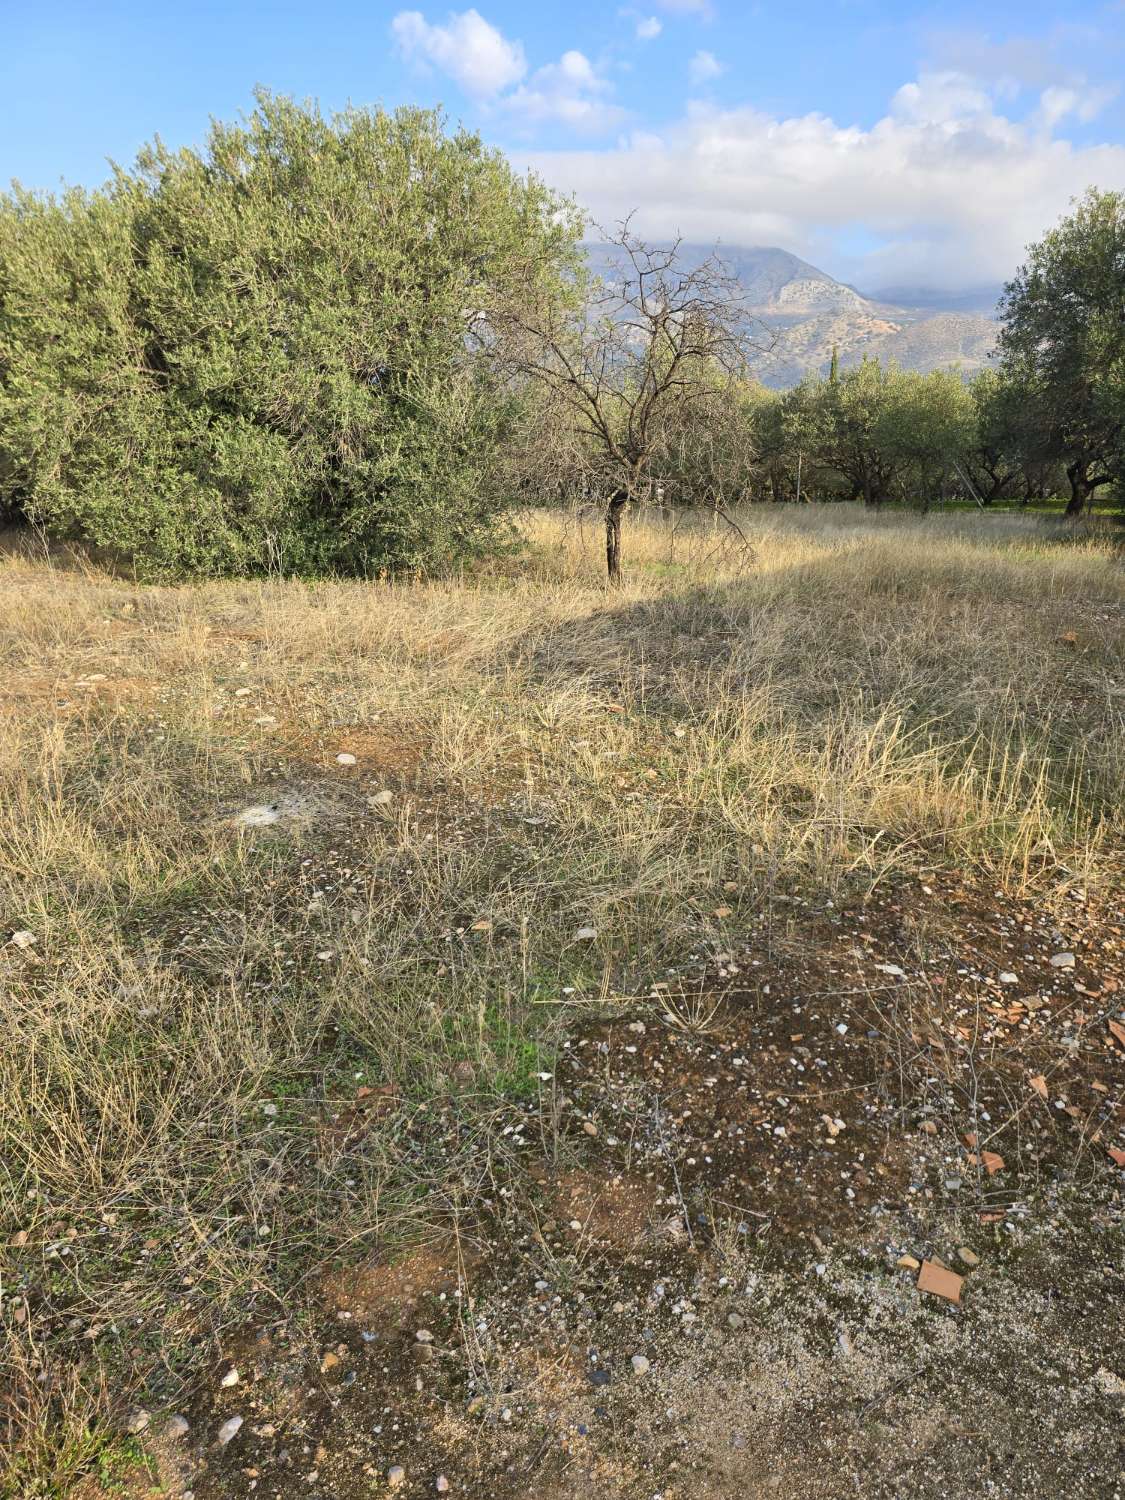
[{"left": 0, "top": 503, "right": 1121, "bottom": 1490}]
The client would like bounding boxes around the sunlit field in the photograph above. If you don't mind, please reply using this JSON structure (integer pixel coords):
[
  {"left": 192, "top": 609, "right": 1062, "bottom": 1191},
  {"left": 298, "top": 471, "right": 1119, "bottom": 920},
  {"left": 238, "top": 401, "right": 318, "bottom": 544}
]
[{"left": 2, "top": 504, "right": 1122, "bottom": 1498}]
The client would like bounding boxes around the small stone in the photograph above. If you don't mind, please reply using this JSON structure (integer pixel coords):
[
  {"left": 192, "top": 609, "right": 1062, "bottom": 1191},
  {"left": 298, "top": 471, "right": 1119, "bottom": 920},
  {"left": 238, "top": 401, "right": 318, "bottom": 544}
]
[
  {"left": 125, "top": 1408, "right": 150, "bottom": 1434},
  {"left": 582, "top": 1121, "right": 598, "bottom": 1137},
  {"left": 999, "top": 972, "right": 1018, "bottom": 985},
  {"left": 957, "top": 1247, "right": 980, "bottom": 1268},
  {"left": 590, "top": 1368, "right": 611, "bottom": 1387},
  {"left": 1050, "top": 952, "right": 1076, "bottom": 969},
  {"left": 237, "top": 804, "right": 280, "bottom": 827},
  {"left": 164, "top": 1415, "right": 190, "bottom": 1440},
  {"left": 387, "top": 1465, "right": 406, "bottom": 1488},
  {"left": 436, "top": 1479, "right": 451, "bottom": 1494},
  {"left": 336, "top": 752, "right": 357, "bottom": 765},
  {"left": 875, "top": 963, "right": 905, "bottom": 978},
  {"left": 631, "top": 1354, "right": 650, "bottom": 1375},
  {"left": 837, "top": 1329, "right": 854, "bottom": 1355},
  {"left": 368, "top": 789, "right": 395, "bottom": 806},
  {"left": 575, "top": 926, "right": 598, "bottom": 941},
  {"left": 626, "top": 1021, "right": 646, "bottom": 1034},
  {"left": 220, "top": 1367, "right": 240, "bottom": 1387},
  {"left": 896, "top": 1254, "right": 920, "bottom": 1271},
  {"left": 217, "top": 1415, "right": 243, "bottom": 1445},
  {"left": 727, "top": 1313, "right": 745, "bottom": 1330},
  {"left": 919, "top": 1120, "right": 938, "bottom": 1135},
  {"left": 320, "top": 1352, "right": 340, "bottom": 1372},
  {"left": 416, "top": 1329, "right": 434, "bottom": 1342},
  {"left": 9, "top": 930, "right": 36, "bottom": 949}
]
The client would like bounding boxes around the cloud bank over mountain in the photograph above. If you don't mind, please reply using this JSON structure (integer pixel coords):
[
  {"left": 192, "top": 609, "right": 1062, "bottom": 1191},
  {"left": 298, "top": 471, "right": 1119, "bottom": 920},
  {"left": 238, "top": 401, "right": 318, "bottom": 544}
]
[
  {"left": 525, "top": 71, "right": 1125, "bottom": 289},
  {"left": 388, "top": 6, "right": 1125, "bottom": 291}
]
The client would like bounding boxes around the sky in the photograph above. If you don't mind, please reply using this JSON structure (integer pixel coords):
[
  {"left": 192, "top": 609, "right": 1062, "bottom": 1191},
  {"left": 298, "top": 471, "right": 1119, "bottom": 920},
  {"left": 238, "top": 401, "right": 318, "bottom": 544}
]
[{"left": 4, "top": 1, "right": 1125, "bottom": 291}]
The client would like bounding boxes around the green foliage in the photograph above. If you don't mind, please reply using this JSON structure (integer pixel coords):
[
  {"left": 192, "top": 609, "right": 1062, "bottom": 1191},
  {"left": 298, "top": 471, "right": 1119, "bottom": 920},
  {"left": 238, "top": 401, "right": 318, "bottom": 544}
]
[
  {"left": 997, "top": 187, "right": 1125, "bottom": 514},
  {"left": 771, "top": 359, "right": 975, "bottom": 506},
  {"left": 0, "top": 92, "right": 582, "bottom": 576}
]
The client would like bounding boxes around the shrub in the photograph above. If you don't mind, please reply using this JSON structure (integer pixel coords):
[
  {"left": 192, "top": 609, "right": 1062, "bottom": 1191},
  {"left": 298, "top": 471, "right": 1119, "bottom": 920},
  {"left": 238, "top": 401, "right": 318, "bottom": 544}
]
[{"left": 0, "top": 92, "right": 581, "bottom": 577}]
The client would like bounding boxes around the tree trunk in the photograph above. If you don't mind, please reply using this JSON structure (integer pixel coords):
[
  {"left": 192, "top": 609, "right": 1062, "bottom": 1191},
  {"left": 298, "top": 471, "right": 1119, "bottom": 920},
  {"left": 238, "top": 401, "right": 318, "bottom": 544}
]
[
  {"left": 981, "top": 474, "right": 1000, "bottom": 505},
  {"left": 1065, "top": 463, "right": 1091, "bottom": 517},
  {"left": 606, "top": 490, "right": 627, "bottom": 583}
]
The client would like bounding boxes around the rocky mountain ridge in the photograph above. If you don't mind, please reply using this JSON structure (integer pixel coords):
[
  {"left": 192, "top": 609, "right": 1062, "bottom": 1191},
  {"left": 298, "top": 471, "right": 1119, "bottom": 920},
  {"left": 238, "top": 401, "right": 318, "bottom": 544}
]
[{"left": 588, "top": 242, "right": 999, "bottom": 387}]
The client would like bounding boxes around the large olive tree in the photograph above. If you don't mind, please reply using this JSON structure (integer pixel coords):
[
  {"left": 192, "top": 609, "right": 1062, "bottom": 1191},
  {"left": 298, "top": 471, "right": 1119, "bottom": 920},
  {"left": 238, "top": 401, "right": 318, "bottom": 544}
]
[
  {"left": 997, "top": 188, "right": 1125, "bottom": 516},
  {"left": 0, "top": 92, "right": 582, "bottom": 576}
]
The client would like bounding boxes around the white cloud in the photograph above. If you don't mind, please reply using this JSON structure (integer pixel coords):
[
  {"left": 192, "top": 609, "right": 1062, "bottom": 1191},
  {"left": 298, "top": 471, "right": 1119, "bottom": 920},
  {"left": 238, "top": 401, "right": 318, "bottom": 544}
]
[
  {"left": 505, "top": 50, "right": 625, "bottom": 132},
  {"left": 1037, "top": 82, "right": 1117, "bottom": 128},
  {"left": 391, "top": 10, "right": 622, "bottom": 133},
  {"left": 688, "top": 50, "right": 723, "bottom": 85},
  {"left": 636, "top": 16, "right": 662, "bottom": 40},
  {"left": 523, "top": 72, "right": 1125, "bottom": 288},
  {"left": 391, "top": 8, "right": 526, "bottom": 98},
  {"left": 890, "top": 71, "right": 993, "bottom": 126}
]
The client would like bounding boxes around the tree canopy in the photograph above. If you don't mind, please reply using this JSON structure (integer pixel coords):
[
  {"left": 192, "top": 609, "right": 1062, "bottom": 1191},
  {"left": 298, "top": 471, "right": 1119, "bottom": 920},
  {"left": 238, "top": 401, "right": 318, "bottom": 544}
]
[
  {"left": 0, "top": 92, "right": 582, "bottom": 576},
  {"left": 997, "top": 187, "right": 1125, "bottom": 515}
]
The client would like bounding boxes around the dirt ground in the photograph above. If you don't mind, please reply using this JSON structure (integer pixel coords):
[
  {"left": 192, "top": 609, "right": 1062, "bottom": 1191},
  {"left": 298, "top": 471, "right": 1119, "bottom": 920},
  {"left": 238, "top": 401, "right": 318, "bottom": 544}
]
[{"left": 97, "top": 874, "right": 1124, "bottom": 1500}]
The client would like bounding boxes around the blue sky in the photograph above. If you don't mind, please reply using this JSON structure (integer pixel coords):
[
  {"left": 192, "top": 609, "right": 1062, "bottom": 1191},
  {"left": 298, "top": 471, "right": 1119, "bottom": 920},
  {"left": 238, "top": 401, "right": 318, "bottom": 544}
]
[{"left": 4, "top": 1, "right": 1125, "bottom": 289}]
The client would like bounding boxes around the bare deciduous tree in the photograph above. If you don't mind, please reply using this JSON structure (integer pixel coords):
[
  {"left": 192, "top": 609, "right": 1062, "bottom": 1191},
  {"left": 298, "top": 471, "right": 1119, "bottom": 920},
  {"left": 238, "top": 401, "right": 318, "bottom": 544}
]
[{"left": 492, "top": 220, "right": 769, "bottom": 581}]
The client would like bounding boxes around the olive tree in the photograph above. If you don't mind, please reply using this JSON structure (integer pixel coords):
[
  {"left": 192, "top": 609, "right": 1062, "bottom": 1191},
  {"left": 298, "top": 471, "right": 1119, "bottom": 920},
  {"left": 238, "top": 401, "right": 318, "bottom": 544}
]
[
  {"left": 997, "top": 187, "right": 1125, "bottom": 516},
  {"left": 0, "top": 92, "right": 582, "bottom": 576},
  {"left": 491, "top": 223, "right": 767, "bottom": 581}
]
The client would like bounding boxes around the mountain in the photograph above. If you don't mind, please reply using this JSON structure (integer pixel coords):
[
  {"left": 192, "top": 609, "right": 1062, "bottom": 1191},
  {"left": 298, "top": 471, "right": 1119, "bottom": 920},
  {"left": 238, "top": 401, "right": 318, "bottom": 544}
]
[{"left": 587, "top": 243, "right": 998, "bottom": 388}]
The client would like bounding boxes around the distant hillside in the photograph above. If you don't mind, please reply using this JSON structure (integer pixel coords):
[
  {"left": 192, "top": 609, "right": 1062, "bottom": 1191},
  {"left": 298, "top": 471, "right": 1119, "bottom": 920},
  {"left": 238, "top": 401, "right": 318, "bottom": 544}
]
[{"left": 587, "top": 242, "right": 998, "bottom": 387}]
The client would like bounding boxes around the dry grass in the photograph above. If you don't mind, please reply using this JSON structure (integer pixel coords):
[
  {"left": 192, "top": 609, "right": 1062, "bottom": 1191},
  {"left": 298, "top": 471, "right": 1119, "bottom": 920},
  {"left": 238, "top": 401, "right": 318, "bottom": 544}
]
[{"left": 0, "top": 503, "right": 1121, "bottom": 1493}]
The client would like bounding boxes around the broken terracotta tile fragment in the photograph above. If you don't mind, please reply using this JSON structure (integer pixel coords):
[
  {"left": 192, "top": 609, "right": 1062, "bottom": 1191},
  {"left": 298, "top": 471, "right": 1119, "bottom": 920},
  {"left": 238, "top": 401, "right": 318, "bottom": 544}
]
[{"left": 917, "top": 1260, "right": 963, "bottom": 1303}]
